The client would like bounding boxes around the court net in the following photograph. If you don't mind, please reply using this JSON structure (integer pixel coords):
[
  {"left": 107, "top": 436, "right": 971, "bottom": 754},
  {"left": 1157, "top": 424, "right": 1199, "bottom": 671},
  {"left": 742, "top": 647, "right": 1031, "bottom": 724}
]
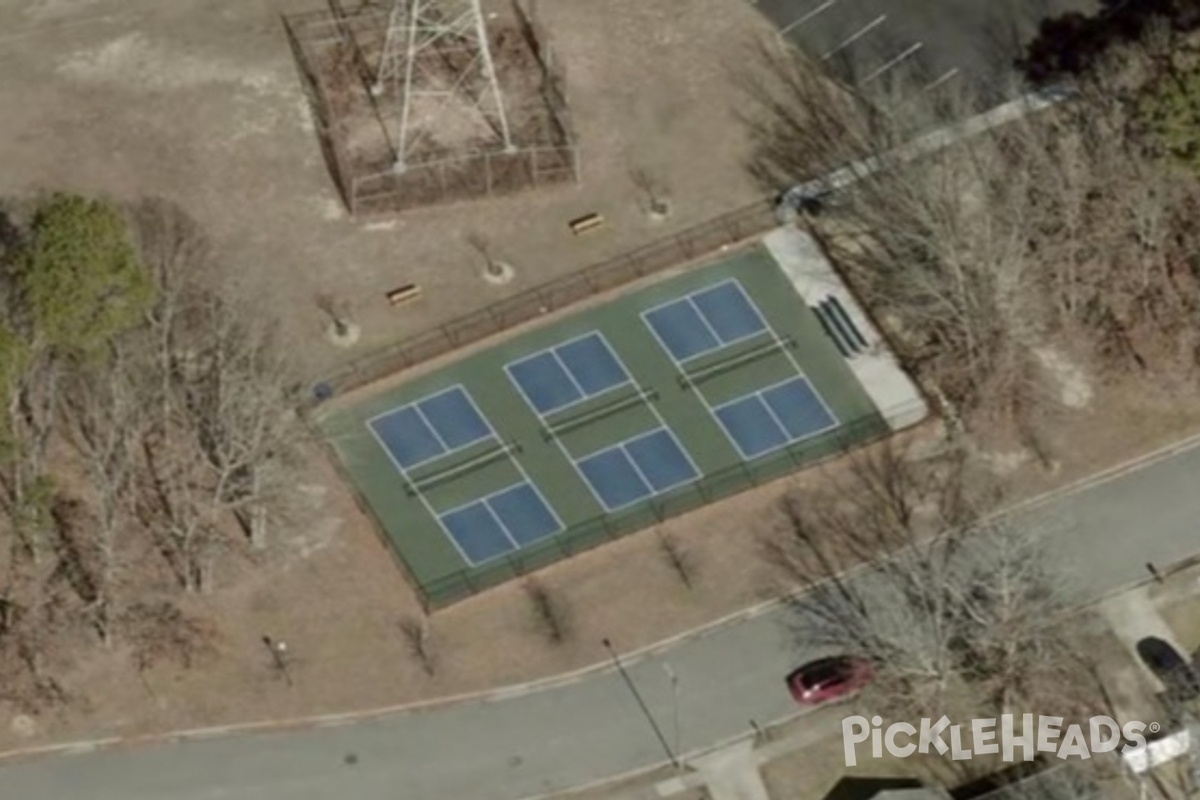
[
  {"left": 542, "top": 388, "right": 658, "bottom": 441},
  {"left": 679, "top": 336, "right": 793, "bottom": 388}
]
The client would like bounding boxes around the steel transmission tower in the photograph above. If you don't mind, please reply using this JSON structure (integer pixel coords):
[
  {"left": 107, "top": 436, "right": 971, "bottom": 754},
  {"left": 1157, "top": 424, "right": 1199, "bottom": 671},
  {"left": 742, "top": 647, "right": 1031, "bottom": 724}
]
[{"left": 372, "top": 0, "right": 517, "bottom": 173}]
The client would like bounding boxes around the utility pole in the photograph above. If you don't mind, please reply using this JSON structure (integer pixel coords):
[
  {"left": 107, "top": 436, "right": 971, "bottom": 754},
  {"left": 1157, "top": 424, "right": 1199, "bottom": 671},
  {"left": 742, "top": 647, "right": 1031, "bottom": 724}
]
[
  {"left": 602, "top": 638, "right": 679, "bottom": 769},
  {"left": 663, "top": 662, "right": 681, "bottom": 758}
]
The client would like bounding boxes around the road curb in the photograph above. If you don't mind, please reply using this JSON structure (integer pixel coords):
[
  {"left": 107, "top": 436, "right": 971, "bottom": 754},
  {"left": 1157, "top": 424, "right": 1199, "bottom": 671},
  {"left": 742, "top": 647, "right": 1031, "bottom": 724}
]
[{"left": 3, "top": 431, "right": 1200, "bottom": 765}]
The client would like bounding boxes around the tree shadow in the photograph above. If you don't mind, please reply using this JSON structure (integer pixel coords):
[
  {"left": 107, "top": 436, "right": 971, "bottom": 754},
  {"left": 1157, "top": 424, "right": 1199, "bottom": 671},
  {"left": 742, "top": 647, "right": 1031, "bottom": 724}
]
[{"left": 1018, "top": 0, "right": 1200, "bottom": 85}]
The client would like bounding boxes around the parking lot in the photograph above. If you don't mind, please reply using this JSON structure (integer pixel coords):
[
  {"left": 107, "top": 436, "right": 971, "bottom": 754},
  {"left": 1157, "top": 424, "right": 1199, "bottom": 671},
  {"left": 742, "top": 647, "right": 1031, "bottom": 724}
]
[{"left": 753, "top": 0, "right": 1097, "bottom": 103}]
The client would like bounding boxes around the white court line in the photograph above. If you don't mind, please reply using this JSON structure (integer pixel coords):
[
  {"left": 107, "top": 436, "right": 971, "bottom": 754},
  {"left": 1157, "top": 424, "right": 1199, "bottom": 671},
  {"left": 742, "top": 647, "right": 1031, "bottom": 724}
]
[
  {"left": 696, "top": 382, "right": 761, "bottom": 461},
  {"left": 459, "top": 386, "right": 501, "bottom": 442},
  {"left": 550, "top": 349, "right": 588, "bottom": 398},
  {"left": 364, "top": 419, "right": 480, "bottom": 567},
  {"left": 501, "top": 467, "right": 568, "bottom": 544},
  {"left": 621, "top": 428, "right": 700, "bottom": 496},
  {"left": 686, "top": 296, "right": 725, "bottom": 354},
  {"left": 755, "top": 391, "right": 794, "bottom": 448},
  {"left": 367, "top": 384, "right": 495, "bottom": 472},
  {"left": 572, "top": 446, "right": 650, "bottom": 513},
  {"left": 760, "top": 376, "right": 841, "bottom": 444},
  {"left": 642, "top": 279, "right": 771, "bottom": 368},
  {"left": 482, "top": 498, "right": 525, "bottom": 552},
  {"left": 412, "top": 403, "right": 450, "bottom": 451},
  {"left": 600, "top": 344, "right": 703, "bottom": 496},
  {"left": 641, "top": 279, "right": 742, "bottom": 366},
  {"left": 546, "top": 419, "right": 612, "bottom": 513},
  {"left": 859, "top": 42, "right": 924, "bottom": 85},
  {"left": 438, "top": 485, "right": 523, "bottom": 553},
  {"left": 924, "top": 67, "right": 960, "bottom": 92},
  {"left": 692, "top": 279, "right": 771, "bottom": 351},
  {"left": 780, "top": 0, "right": 838, "bottom": 35},
  {"left": 573, "top": 421, "right": 706, "bottom": 513},
  {"left": 639, "top": 399, "right": 705, "bottom": 490},
  {"left": 436, "top": 479, "right": 528, "bottom": 521},
  {"left": 504, "top": 331, "right": 632, "bottom": 419},
  {"left": 364, "top": 383, "right": 474, "bottom": 426},
  {"left": 822, "top": 14, "right": 886, "bottom": 61},
  {"left": 710, "top": 378, "right": 842, "bottom": 462},
  {"left": 641, "top": 304, "right": 704, "bottom": 368},
  {"left": 504, "top": 358, "right": 556, "bottom": 421},
  {"left": 655, "top": 426, "right": 704, "bottom": 491},
  {"left": 618, "top": 442, "right": 660, "bottom": 504}
]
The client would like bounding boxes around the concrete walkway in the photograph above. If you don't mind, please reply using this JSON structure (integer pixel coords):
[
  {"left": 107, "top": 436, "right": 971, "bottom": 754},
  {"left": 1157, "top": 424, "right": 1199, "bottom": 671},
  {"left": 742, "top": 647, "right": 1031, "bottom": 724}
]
[
  {"left": 654, "top": 708, "right": 846, "bottom": 800},
  {"left": 1099, "top": 587, "right": 1186, "bottom": 691},
  {"left": 688, "top": 741, "right": 768, "bottom": 800}
]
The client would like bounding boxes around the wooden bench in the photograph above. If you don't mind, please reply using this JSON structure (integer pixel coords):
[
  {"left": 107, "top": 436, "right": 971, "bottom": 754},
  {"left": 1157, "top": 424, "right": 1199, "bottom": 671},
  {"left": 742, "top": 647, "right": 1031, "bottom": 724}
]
[
  {"left": 568, "top": 213, "right": 604, "bottom": 235},
  {"left": 387, "top": 283, "right": 421, "bottom": 306}
]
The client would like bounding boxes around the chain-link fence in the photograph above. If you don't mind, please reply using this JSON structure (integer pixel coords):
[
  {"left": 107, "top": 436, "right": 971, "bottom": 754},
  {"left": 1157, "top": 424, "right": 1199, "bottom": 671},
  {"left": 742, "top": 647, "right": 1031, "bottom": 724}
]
[
  {"left": 412, "top": 410, "right": 890, "bottom": 609},
  {"left": 313, "top": 198, "right": 780, "bottom": 402}
]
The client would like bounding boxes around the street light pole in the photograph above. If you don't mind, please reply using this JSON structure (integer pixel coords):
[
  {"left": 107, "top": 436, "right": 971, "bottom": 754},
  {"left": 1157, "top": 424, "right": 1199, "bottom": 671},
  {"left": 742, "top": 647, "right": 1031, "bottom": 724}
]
[
  {"left": 663, "top": 662, "right": 681, "bottom": 757},
  {"left": 602, "top": 638, "right": 680, "bottom": 769}
]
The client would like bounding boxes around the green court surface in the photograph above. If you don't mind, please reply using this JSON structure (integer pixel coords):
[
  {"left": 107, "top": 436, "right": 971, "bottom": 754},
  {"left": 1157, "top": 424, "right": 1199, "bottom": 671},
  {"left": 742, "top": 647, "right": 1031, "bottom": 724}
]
[{"left": 315, "top": 245, "right": 888, "bottom": 607}]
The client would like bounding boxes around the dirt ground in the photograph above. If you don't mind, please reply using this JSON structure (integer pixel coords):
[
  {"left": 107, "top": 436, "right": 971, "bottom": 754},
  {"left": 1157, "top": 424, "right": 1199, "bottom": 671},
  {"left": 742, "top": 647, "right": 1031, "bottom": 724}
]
[
  {"left": 1, "top": 359, "right": 1196, "bottom": 751},
  {"left": 0, "top": 0, "right": 771, "bottom": 384},
  {"left": 3, "top": 0, "right": 1200, "bottom": 761}
]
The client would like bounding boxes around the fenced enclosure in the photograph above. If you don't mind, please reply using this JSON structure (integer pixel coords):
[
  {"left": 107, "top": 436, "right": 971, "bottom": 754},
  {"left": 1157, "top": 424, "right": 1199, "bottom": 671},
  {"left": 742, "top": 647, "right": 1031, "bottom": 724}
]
[
  {"left": 284, "top": 0, "right": 579, "bottom": 216},
  {"left": 412, "top": 410, "right": 892, "bottom": 608},
  {"left": 314, "top": 240, "right": 891, "bottom": 611}
]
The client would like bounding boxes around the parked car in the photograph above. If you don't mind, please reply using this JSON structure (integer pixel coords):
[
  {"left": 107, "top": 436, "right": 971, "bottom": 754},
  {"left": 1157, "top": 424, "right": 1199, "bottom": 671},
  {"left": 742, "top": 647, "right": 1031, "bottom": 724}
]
[
  {"left": 786, "top": 655, "right": 873, "bottom": 705},
  {"left": 1135, "top": 636, "right": 1200, "bottom": 699}
]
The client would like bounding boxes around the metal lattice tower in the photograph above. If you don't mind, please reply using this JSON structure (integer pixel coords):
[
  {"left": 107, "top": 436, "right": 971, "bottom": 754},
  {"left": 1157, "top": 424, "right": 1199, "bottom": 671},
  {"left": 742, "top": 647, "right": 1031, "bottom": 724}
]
[{"left": 372, "top": 0, "right": 516, "bottom": 173}]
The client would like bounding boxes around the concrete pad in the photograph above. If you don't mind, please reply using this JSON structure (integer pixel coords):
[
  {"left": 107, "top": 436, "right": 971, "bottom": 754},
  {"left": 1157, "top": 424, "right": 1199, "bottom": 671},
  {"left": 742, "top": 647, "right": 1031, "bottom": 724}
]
[
  {"left": 764, "top": 226, "right": 928, "bottom": 431},
  {"left": 1099, "top": 587, "right": 1187, "bottom": 692},
  {"left": 690, "top": 739, "right": 770, "bottom": 800}
]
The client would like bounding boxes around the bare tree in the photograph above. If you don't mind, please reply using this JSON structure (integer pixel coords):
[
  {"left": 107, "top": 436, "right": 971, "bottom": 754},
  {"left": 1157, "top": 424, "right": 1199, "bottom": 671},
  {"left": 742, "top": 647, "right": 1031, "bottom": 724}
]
[
  {"left": 128, "top": 197, "right": 210, "bottom": 426},
  {"left": 315, "top": 291, "right": 353, "bottom": 338},
  {"left": 769, "top": 442, "right": 1089, "bottom": 719},
  {"left": 0, "top": 194, "right": 305, "bottom": 712},
  {"left": 628, "top": 166, "right": 671, "bottom": 218},
  {"left": 523, "top": 577, "right": 571, "bottom": 644},
  {"left": 465, "top": 231, "right": 505, "bottom": 278},
  {"left": 60, "top": 350, "right": 147, "bottom": 644},
  {"left": 122, "top": 600, "right": 215, "bottom": 694},
  {"left": 175, "top": 284, "right": 299, "bottom": 552},
  {"left": 655, "top": 529, "right": 695, "bottom": 589},
  {"left": 738, "top": 34, "right": 1200, "bottom": 426},
  {"left": 398, "top": 615, "right": 437, "bottom": 676}
]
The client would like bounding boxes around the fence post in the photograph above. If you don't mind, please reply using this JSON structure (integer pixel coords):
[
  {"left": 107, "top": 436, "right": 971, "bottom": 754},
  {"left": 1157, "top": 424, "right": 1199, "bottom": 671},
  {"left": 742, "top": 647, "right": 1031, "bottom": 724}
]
[{"left": 676, "top": 234, "right": 693, "bottom": 259}]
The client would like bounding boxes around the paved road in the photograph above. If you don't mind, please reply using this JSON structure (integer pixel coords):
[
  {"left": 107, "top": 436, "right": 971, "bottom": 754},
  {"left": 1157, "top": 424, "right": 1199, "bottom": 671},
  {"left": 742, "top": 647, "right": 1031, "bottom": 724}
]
[
  {"left": 2, "top": 438, "right": 1199, "bottom": 799},
  {"left": 753, "top": 0, "right": 1096, "bottom": 101}
]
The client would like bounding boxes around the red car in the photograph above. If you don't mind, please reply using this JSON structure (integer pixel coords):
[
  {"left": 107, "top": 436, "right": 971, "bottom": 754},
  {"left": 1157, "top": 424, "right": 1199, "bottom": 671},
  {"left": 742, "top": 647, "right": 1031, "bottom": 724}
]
[{"left": 786, "top": 655, "right": 873, "bottom": 705}]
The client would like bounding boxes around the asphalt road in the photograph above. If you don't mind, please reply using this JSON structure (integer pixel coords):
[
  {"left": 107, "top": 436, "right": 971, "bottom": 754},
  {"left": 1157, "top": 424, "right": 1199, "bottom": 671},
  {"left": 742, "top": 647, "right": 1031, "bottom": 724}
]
[
  {"left": 1, "top": 435, "right": 1198, "bottom": 800},
  {"left": 753, "top": 0, "right": 1096, "bottom": 100}
]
